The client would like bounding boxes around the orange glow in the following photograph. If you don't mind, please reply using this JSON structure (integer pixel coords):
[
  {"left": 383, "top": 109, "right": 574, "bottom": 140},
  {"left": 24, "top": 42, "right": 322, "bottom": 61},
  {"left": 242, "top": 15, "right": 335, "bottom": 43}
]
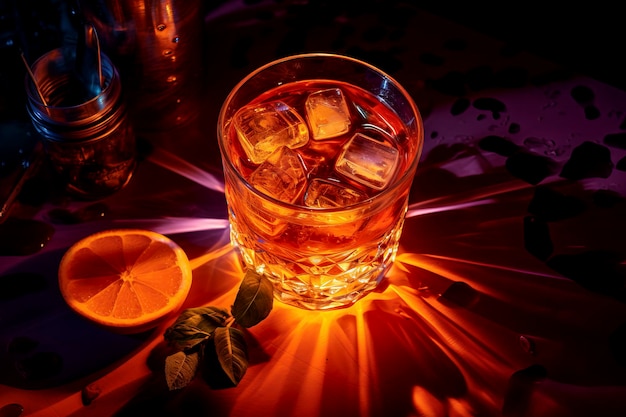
[
  {"left": 149, "top": 247, "right": 517, "bottom": 417},
  {"left": 3, "top": 141, "right": 625, "bottom": 417}
]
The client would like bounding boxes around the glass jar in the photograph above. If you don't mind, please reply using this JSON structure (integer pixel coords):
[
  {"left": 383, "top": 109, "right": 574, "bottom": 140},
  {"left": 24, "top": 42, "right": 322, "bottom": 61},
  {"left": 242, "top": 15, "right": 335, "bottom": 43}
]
[{"left": 25, "top": 47, "right": 136, "bottom": 199}]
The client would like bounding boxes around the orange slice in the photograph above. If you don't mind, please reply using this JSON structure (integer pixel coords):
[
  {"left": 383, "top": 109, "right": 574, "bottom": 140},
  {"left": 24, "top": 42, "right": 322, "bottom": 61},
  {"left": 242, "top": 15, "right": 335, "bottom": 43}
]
[{"left": 58, "top": 229, "right": 193, "bottom": 334}]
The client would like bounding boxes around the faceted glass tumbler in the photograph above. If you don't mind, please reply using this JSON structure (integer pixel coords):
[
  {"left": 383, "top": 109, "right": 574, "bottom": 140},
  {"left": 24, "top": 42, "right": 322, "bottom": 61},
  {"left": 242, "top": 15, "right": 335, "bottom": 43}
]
[{"left": 217, "top": 53, "right": 423, "bottom": 310}]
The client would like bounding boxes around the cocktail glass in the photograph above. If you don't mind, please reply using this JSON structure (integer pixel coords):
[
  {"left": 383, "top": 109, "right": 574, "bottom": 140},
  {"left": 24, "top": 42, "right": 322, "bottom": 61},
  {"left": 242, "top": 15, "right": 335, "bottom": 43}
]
[{"left": 217, "top": 53, "right": 423, "bottom": 310}]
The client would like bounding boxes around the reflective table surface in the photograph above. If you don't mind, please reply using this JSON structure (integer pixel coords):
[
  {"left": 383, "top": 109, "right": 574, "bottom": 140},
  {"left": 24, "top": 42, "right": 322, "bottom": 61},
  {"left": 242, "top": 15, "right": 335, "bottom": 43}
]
[{"left": 1, "top": 2, "right": 626, "bottom": 416}]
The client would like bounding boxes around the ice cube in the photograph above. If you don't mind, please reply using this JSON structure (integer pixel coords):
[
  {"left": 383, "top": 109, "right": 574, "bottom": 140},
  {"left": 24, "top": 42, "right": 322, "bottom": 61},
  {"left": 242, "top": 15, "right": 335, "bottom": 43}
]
[
  {"left": 304, "top": 178, "right": 367, "bottom": 208},
  {"left": 305, "top": 88, "right": 351, "bottom": 140},
  {"left": 335, "top": 133, "right": 399, "bottom": 190},
  {"left": 249, "top": 146, "right": 307, "bottom": 203},
  {"left": 233, "top": 101, "right": 309, "bottom": 164}
]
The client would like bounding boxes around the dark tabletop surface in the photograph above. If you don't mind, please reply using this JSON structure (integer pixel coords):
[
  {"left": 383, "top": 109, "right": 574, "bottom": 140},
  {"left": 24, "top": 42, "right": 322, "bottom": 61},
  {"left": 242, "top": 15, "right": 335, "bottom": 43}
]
[{"left": 1, "top": 1, "right": 626, "bottom": 416}]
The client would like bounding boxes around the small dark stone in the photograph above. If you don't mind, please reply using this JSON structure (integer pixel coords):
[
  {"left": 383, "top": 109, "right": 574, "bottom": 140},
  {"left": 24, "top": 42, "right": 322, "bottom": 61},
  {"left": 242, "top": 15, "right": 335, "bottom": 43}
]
[
  {"left": 478, "top": 135, "right": 520, "bottom": 156},
  {"left": 508, "top": 123, "right": 521, "bottom": 134},
  {"left": 523, "top": 216, "right": 553, "bottom": 261},
  {"left": 506, "top": 151, "right": 557, "bottom": 185},
  {"left": 604, "top": 132, "right": 626, "bottom": 150},
  {"left": 560, "top": 141, "right": 614, "bottom": 180},
  {"left": 450, "top": 97, "right": 470, "bottom": 116},
  {"left": 473, "top": 97, "right": 506, "bottom": 119},
  {"left": 439, "top": 281, "right": 479, "bottom": 308},
  {"left": 584, "top": 105, "right": 601, "bottom": 120},
  {"left": 81, "top": 383, "right": 102, "bottom": 406},
  {"left": 519, "top": 335, "right": 536, "bottom": 355},
  {"left": 527, "top": 186, "right": 586, "bottom": 221},
  {"left": 502, "top": 365, "right": 548, "bottom": 416},
  {"left": 0, "top": 404, "right": 24, "bottom": 417},
  {"left": 429, "top": 131, "right": 439, "bottom": 139},
  {"left": 570, "top": 85, "right": 595, "bottom": 104}
]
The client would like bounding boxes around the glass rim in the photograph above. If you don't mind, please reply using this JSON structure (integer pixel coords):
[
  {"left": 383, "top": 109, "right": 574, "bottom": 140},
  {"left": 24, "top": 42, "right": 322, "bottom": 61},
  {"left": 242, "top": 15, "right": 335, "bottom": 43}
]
[
  {"left": 25, "top": 47, "right": 116, "bottom": 111},
  {"left": 217, "top": 52, "right": 424, "bottom": 212}
]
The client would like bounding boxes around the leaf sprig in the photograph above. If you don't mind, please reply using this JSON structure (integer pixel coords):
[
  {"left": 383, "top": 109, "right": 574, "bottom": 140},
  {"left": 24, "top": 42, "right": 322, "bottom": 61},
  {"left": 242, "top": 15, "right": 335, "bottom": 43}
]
[{"left": 163, "top": 270, "right": 274, "bottom": 390}]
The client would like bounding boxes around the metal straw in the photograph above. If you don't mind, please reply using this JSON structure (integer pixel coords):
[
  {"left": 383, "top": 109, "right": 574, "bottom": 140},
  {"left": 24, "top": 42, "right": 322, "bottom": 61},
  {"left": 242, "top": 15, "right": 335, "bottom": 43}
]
[
  {"left": 86, "top": 23, "right": 104, "bottom": 90},
  {"left": 20, "top": 52, "right": 48, "bottom": 107}
]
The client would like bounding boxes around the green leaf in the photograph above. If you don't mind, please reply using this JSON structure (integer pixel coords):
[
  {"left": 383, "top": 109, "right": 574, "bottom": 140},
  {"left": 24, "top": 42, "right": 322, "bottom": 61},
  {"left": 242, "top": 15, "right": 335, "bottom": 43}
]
[
  {"left": 173, "top": 306, "right": 231, "bottom": 329},
  {"left": 231, "top": 270, "right": 274, "bottom": 328},
  {"left": 213, "top": 327, "right": 248, "bottom": 386},
  {"left": 165, "top": 351, "right": 199, "bottom": 391},
  {"left": 164, "top": 306, "right": 230, "bottom": 350}
]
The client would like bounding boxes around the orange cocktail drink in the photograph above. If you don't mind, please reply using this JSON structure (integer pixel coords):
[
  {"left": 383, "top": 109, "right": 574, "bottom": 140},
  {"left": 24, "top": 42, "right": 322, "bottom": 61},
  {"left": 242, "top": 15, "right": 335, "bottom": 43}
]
[{"left": 218, "top": 54, "right": 423, "bottom": 310}]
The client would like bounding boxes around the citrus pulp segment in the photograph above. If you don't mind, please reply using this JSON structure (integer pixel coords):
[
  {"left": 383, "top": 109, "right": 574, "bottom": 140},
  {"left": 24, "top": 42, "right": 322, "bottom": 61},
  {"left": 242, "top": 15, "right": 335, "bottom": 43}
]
[{"left": 58, "top": 229, "right": 193, "bottom": 334}]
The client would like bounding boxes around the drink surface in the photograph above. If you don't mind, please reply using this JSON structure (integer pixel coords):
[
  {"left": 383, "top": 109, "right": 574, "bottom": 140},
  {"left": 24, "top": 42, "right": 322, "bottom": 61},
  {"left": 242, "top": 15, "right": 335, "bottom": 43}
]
[
  {"left": 227, "top": 80, "right": 411, "bottom": 205},
  {"left": 222, "top": 79, "right": 417, "bottom": 309}
]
